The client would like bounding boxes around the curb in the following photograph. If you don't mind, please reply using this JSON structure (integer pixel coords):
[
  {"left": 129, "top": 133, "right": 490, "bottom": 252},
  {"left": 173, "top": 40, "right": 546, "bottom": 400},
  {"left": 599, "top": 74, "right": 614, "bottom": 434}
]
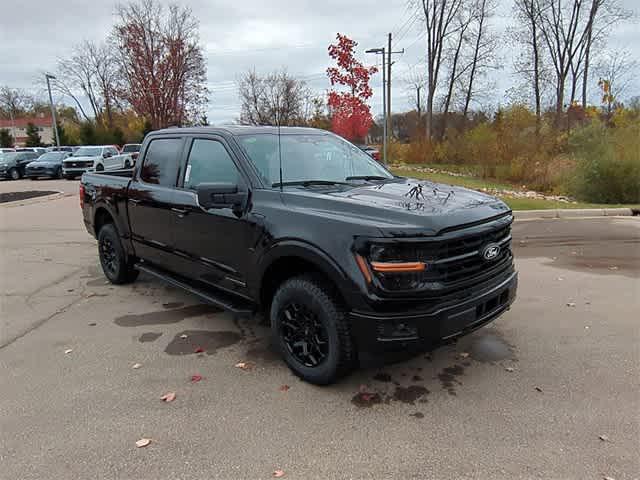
[
  {"left": 0, "top": 191, "right": 67, "bottom": 208},
  {"left": 514, "top": 208, "right": 636, "bottom": 220}
]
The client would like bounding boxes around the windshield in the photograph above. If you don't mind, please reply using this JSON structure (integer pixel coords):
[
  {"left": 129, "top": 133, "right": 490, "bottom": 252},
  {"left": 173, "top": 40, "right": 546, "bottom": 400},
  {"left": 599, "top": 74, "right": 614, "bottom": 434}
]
[
  {"left": 237, "top": 133, "right": 392, "bottom": 187},
  {"left": 74, "top": 147, "right": 102, "bottom": 157},
  {"left": 122, "top": 144, "right": 141, "bottom": 153},
  {"left": 35, "top": 152, "right": 65, "bottom": 162}
]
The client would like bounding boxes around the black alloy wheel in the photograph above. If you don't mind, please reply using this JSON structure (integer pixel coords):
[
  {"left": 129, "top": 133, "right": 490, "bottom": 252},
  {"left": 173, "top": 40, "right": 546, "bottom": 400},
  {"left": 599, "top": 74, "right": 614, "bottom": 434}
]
[
  {"left": 280, "top": 302, "right": 329, "bottom": 368},
  {"left": 97, "top": 223, "right": 139, "bottom": 284}
]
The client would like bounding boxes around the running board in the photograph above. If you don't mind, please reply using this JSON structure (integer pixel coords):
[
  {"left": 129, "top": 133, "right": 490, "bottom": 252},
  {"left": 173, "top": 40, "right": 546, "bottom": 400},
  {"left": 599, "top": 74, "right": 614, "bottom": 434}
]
[{"left": 136, "top": 263, "right": 254, "bottom": 316}]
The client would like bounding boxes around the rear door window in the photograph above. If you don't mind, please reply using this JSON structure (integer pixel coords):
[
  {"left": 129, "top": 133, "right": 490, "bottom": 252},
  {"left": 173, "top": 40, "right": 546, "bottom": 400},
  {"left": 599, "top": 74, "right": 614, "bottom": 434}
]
[{"left": 140, "top": 138, "right": 183, "bottom": 187}]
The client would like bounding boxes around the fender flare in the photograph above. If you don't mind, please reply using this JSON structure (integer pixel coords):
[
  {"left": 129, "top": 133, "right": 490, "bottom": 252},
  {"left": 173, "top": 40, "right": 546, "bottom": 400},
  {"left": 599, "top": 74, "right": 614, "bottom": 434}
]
[{"left": 93, "top": 200, "right": 134, "bottom": 257}]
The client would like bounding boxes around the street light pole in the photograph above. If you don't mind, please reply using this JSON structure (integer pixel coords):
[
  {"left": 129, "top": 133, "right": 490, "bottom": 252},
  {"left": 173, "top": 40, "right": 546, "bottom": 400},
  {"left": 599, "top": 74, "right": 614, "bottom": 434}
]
[
  {"left": 365, "top": 47, "right": 387, "bottom": 165},
  {"left": 45, "top": 74, "right": 60, "bottom": 147}
]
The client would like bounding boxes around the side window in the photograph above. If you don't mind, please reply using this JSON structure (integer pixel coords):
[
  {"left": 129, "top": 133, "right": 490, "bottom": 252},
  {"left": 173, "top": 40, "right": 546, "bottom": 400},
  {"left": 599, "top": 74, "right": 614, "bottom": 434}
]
[
  {"left": 184, "top": 139, "right": 239, "bottom": 190},
  {"left": 108, "top": 147, "right": 118, "bottom": 156},
  {"left": 140, "top": 138, "right": 182, "bottom": 187}
]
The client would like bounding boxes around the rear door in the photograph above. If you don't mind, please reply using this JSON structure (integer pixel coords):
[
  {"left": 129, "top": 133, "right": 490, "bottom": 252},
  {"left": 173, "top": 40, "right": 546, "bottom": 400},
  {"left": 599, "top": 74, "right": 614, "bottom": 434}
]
[
  {"left": 103, "top": 146, "right": 120, "bottom": 170},
  {"left": 170, "top": 135, "right": 252, "bottom": 296},
  {"left": 127, "top": 136, "right": 186, "bottom": 272}
]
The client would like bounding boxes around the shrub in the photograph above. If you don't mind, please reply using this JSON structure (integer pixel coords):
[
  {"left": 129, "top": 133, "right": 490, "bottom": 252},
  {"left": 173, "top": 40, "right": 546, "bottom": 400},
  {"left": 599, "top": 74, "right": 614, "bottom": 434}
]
[{"left": 569, "top": 121, "right": 640, "bottom": 203}]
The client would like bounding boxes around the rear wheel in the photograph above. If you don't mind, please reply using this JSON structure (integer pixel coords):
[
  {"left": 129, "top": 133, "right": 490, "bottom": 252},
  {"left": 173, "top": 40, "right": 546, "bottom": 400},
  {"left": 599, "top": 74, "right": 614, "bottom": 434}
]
[
  {"left": 9, "top": 168, "right": 20, "bottom": 180},
  {"left": 97, "top": 223, "right": 139, "bottom": 284},
  {"left": 270, "top": 275, "right": 355, "bottom": 385},
  {"left": 55, "top": 167, "right": 62, "bottom": 179}
]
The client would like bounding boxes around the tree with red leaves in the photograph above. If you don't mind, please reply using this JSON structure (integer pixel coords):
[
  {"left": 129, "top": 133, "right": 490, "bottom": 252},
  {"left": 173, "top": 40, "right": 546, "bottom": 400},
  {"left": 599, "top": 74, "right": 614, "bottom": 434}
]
[{"left": 326, "top": 34, "right": 377, "bottom": 142}]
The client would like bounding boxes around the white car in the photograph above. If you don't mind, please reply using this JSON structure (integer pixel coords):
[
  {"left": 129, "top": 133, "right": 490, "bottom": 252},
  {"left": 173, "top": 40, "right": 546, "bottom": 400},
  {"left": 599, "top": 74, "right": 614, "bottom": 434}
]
[
  {"left": 62, "top": 145, "right": 119, "bottom": 179},
  {"left": 93, "top": 146, "right": 137, "bottom": 171}
]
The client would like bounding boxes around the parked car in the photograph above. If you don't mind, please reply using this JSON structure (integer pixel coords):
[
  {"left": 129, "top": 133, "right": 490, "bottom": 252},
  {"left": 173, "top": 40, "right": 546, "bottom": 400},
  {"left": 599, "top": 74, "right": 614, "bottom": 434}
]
[
  {"left": 358, "top": 145, "right": 381, "bottom": 162},
  {"left": 94, "top": 146, "right": 137, "bottom": 171},
  {"left": 120, "top": 143, "right": 142, "bottom": 162},
  {"left": 81, "top": 126, "right": 517, "bottom": 385},
  {"left": 45, "top": 146, "right": 75, "bottom": 153},
  {"left": 62, "top": 145, "right": 119, "bottom": 179},
  {"left": 25, "top": 151, "right": 71, "bottom": 179},
  {"left": 15, "top": 147, "right": 47, "bottom": 155},
  {"left": 0, "top": 151, "right": 40, "bottom": 179}
]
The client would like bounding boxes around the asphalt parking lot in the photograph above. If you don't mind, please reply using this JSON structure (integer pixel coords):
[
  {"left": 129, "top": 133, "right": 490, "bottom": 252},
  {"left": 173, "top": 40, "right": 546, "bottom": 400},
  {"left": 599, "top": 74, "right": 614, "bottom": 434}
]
[{"left": 1, "top": 178, "right": 638, "bottom": 479}]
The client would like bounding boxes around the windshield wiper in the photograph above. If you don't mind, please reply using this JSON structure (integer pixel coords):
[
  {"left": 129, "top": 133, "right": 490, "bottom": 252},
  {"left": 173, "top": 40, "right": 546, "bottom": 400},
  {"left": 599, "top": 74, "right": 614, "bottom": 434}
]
[
  {"left": 272, "top": 180, "right": 355, "bottom": 188},
  {"left": 345, "top": 175, "right": 391, "bottom": 181}
]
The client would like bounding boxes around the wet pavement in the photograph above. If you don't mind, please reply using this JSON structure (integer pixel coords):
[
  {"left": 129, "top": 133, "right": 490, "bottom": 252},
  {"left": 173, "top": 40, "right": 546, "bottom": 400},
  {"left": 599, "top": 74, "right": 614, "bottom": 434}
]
[{"left": 0, "top": 179, "right": 638, "bottom": 479}]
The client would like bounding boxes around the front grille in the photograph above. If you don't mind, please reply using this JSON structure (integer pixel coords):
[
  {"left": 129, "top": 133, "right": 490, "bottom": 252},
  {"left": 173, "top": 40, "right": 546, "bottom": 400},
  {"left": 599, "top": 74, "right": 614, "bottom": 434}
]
[
  {"left": 65, "top": 161, "right": 92, "bottom": 168},
  {"left": 371, "top": 219, "right": 513, "bottom": 295}
]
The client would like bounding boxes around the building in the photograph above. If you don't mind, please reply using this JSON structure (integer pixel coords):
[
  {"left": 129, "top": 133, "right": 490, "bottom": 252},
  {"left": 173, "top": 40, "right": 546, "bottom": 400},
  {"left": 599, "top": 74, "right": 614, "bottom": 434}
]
[{"left": 0, "top": 114, "right": 55, "bottom": 146}]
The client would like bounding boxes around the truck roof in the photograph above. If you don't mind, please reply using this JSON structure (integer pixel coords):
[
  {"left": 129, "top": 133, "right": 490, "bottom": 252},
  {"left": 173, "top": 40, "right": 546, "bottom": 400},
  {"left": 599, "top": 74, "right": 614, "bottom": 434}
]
[{"left": 152, "top": 125, "right": 331, "bottom": 136}]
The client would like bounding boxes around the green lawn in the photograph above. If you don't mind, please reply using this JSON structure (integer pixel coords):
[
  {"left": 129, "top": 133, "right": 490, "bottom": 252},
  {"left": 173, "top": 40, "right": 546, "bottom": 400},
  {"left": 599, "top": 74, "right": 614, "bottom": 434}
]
[{"left": 391, "top": 167, "right": 639, "bottom": 211}]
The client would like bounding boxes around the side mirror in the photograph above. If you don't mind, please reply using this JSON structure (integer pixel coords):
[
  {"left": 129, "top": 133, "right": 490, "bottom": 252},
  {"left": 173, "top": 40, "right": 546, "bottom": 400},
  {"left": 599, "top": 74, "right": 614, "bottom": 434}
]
[{"left": 196, "top": 183, "right": 247, "bottom": 213}]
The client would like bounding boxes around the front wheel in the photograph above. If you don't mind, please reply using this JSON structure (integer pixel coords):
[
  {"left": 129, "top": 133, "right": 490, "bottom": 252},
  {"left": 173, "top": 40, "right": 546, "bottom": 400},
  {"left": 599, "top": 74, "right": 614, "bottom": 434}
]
[
  {"left": 270, "top": 275, "right": 355, "bottom": 385},
  {"left": 9, "top": 168, "right": 20, "bottom": 180},
  {"left": 95, "top": 164, "right": 104, "bottom": 172},
  {"left": 97, "top": 223, "right": 139, "bottom": 284},
  {"left": 124, "top": 160, "right": 131, "bottom": 169}
]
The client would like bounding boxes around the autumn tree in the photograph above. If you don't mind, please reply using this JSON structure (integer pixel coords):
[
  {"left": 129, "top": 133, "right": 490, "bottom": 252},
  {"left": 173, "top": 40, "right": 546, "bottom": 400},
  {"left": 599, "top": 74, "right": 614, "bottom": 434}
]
[
  {"left": 326, "top": 33, "right": 377, "bottom": 142},
  {"left": 112, "top": 0, "right": 208, "bottom": 129},
  {"left": 238, "top": 69, "right": 313, "bottom": 126}
]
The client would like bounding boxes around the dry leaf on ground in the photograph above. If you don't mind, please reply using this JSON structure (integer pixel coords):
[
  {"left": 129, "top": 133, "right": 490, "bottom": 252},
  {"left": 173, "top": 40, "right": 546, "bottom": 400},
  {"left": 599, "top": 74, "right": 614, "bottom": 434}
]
[
  {"left": 279, "top": 385, "right": 290, "bottom": 392},
  {"left": 235, "top": 362, "right": 254, "bottom": 370},
  {"left": 132, "top": 363, "right": 142, "bottom": 369},
  {"left": 599, "top": 434, "right": 610, "bottom": 442},
  {"left": 191, "top": 374, "right": 202, "bottom": 383},
  {"left": 273, "top": 470, "right": 285, "bottom": 478},
  {"left": 135, "top": 438, "right": 151, "bottom": 448},
  {"left": 505, "top": 367, "right": 515, "bottom": 372},
  {"left": 160, "top": 392, "right": 176, "bottom": 402},
  {"left": 535, "top": 386, "right": 543, "bottom": 392},
  {"left": 64, "top": 349, "right": 73, "bottom": 354},
  {"left": 459, "top": 352, "right": 470, "bottom": 358},
  {"left": 180, "top": 334, "right": 188, "bottom": 339},
  {"left": 566, "top": 302, "right": 576, "bottom": 307},
  {"left": 194, "top": 347, "right": 204, "bottom": 353}
]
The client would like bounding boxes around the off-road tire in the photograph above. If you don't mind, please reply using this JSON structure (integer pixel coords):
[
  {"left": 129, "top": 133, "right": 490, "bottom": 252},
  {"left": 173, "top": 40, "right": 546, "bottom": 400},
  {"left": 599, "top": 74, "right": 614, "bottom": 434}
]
[
  {"left": 270, "top": 274, "right": 356, "bottom": 385},
  {"left": 97, "top": 223, "right": 139, "bottom": 284}
]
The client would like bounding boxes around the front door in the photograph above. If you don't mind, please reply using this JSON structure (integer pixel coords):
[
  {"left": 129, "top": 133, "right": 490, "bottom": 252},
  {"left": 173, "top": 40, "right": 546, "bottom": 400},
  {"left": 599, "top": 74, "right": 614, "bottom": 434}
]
[
  {"left": 128, "top": 136, "right": 185, "bottom": 271},
  {"left": 171, "top": 136, "right": 251, "bottom": 297}
]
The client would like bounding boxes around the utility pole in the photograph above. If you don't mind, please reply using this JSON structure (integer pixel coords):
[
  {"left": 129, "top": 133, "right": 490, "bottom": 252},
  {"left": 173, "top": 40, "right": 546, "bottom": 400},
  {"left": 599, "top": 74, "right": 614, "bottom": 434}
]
[
  {"left": 365, "top": 47, "right": 387, "bottom": 164},
  {"left": 45, "top": 73, "right": 60, "bottom": 147},
  {"left": 386, "top": 33, "right": 403, "bottom": 151},
  {"left": 416, "top": 85, "right": 422, "bottom": 117}
]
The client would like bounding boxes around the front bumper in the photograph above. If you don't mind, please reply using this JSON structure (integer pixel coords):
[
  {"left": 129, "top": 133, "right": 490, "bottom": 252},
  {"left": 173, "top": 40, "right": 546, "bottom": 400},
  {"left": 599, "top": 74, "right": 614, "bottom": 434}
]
[
  {"left": 350, "top": 271, "right": 518, "bottom": 356},
  {"left": 62, "top": 167, "right": 91, "bottom": 176},
  {"left": 26, "top": 167, "right": 58, "bottom": 178}
]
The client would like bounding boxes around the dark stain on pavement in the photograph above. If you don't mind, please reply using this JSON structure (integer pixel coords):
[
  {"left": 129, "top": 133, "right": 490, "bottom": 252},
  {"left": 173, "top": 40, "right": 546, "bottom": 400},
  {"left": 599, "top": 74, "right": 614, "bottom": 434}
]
[
  {"left": 393, "top": 385, "right": 429, "bottom": 404},
  {"left": 139, "top": 332, "right": 162, "bottom": 343},
  {"left": 114, "top": 304, "right": 221, "bottom": 327},
  {"left": 351, "top": 392, "right": 382, "bottom": 408},
  {"left": 438, "top": 364, "right": 465, "bottom": 396},
  {"left": 373, "top": 372, "right": 393, "bottom": 382},
  {"left": 162, "top": 301, "right": 184, "bottom": 309},
  {"left": 410, "top": 412, "right": 424, "bottom": 419},
  {"left": 165, "top": 330, "right": 241, "bottom": 355},
  {"left": 412, "top": 374, "right": 423, "bottom": 382},
  {"left": 245, "top": 339, "right": 280, "bottom": 364},
  {"left": 458, "top": 331, "right": 514, "bottom": 363}
]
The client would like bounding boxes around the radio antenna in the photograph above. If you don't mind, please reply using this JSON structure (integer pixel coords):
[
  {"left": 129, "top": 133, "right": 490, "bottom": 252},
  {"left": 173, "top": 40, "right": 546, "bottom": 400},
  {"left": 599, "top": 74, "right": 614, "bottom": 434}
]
[{"left": 277, "top": 110, "right": 283, "bottom": 192}]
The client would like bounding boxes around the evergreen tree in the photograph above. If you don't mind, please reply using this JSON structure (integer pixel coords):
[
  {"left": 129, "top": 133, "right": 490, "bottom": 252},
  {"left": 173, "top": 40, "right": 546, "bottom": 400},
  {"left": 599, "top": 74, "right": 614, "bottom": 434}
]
[
  {"left": 56, "top": 121, "right": 70, "bottom": 145},
  {"left": 0, "top": 128, "right": 14, "bottom": 148},
  {"left": 25, "top": 123, "right": 43, "bottom": 147}
]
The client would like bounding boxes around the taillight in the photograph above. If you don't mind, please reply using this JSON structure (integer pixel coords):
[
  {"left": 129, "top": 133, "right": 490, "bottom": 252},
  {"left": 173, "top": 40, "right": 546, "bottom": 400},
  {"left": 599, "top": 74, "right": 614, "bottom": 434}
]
[{"left": 79, "top": 184, "right": 85, "bottom": 209}]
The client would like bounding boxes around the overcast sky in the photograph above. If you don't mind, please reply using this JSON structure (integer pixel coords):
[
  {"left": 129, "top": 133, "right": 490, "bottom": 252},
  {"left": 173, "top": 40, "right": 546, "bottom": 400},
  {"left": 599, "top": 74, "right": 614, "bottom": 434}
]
[{"left": 0, "top": 0, "right": 638, "bottom": 124}]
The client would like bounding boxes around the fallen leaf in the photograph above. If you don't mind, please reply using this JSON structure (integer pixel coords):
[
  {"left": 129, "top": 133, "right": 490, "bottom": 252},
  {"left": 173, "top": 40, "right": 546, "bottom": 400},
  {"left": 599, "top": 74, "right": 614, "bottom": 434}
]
[
  {"left": 191, "top": 374, "right": 202, "bottom": 383},
  {"left": 273, "top": 469, "right": 285, "bottom": 478},
  {"left": 599, "top": 434, "right": 610, "bottom": 442},
  {"left": 194, "top": 347, "right": 204, "bottom": 353},
  {"left": 234, "top": 361, "right": 254, "bottom": 370},
  {"left": 608, "top": 266, "right": 618, "bottom": 270},
  {"left": 535, "top": 386, "right": 543, "bottom": 393},
  {"left": 64, "top": 349, "right": 73, "bottom": 354},
  {"left": 557, "top": 277, "right": 564, "bottom": 281},
  {"left": 160, "top": 392, "right": 176, "bottom": 402},
  {"left": 132, "top": 363, "right": 142, "bottom": 369},
  {"left": 505, "top": 367, "right": 515, "bottom": 372},
  {"left": 566, "top": 302, "right": 576, "bottom": 307},
  {"left": 135, "top": 438, "right": 151, "bottom": 448},
  {"left": 585, "top": 326, "right": 590, "bottom": 330},
  {"left": 603, "top": 476, "right": 615, "bottom": 480},
  {"left": 459, "top": 352, "right": 470, "bottom": 358},
  {"left": 88, "top": 322, "right": 97, "bottom": 326},
  {"left": 279, "top": 385, "right": 290, "bottom": 392},
  {"left": 180, "top": 334, "right": 188, "bottom": 339}
]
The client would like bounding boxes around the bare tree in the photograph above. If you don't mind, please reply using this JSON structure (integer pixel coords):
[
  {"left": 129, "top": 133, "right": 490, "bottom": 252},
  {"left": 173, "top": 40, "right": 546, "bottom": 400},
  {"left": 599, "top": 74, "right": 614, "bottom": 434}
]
[
  {"left": 0, "top": 86, "right": 33, "bottom": 139},
  {"left": 405, "top": 66, "right": 428, "bottom": 116},
  {"left": 461, "top": 0, "right": 498, "bottom": 117},
  {"left": 112, "top": 0, "right": 208, "bottom": 129},
  {"left": 595, "top": 50, "right": 639, "bottom": 115},
  {"left": 418, "top": 0, "right": 465, "bottom": 140},
  {"left": 238, "top": 69, "right": 312, "bottom": 126}
]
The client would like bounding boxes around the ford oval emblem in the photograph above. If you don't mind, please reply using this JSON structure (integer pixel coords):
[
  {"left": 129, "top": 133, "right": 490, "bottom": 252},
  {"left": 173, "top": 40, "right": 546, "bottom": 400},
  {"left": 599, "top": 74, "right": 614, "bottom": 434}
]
[{"left": 481, "top": 243, "right": 501, "bottom": 261}]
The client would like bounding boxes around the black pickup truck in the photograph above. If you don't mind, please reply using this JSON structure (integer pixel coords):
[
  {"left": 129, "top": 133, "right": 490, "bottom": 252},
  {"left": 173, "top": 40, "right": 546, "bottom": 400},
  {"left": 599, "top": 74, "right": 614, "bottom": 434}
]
[{"left": 81, "top": 126, "right": 517, "bottom": 384}]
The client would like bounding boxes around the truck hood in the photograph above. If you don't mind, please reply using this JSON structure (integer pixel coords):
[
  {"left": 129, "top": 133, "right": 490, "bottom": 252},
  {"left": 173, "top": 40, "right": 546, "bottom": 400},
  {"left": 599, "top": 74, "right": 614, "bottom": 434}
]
[
  {"left": 65, "top": 155, "right": 98, "bottom": 162},
  {"left": 282, "top": 178, "right": 511, "bottom": 237}
]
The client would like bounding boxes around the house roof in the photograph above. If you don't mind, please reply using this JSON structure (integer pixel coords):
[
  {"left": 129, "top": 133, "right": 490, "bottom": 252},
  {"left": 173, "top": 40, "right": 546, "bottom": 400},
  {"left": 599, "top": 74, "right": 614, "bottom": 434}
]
[{"left": 0, "top": 117, "right": 54, "bottom": 128}]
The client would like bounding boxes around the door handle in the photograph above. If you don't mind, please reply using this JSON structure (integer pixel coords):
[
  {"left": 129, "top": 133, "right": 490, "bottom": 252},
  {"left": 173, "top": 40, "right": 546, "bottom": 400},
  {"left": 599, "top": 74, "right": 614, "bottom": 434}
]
[{"left": 171, "top": 207, "right": 189, "bottom": 217}]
